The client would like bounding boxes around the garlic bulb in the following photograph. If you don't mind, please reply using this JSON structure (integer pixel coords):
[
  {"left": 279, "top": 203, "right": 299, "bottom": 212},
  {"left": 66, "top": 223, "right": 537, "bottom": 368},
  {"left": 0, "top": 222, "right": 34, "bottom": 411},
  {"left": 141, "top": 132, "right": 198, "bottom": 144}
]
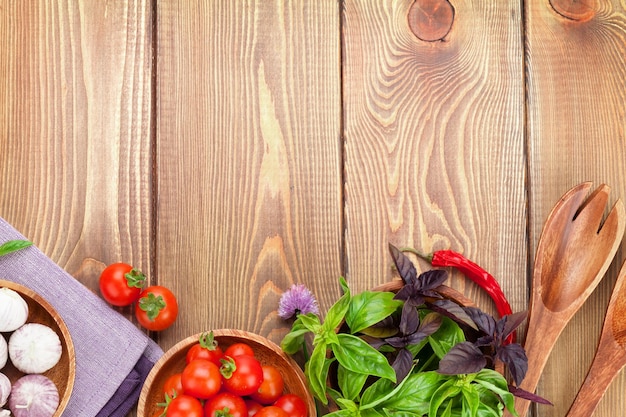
[
  {"left": 0, "top": 335, "right": 6, "bottom": 369},
  {"left": 9, "top": 323, "right": 62, "bottom": 374},
  {"left": 0, "top": 287, "right": 29, "bottom": 332},
  {"left": 0, "top": 372, "right": 10, "bottom": 407},
  {"left": 0, "top": 409, "right": 10, "bottom": 417},
  {"left": 9, "top": 374, "right": 59, "bottom": 417}
]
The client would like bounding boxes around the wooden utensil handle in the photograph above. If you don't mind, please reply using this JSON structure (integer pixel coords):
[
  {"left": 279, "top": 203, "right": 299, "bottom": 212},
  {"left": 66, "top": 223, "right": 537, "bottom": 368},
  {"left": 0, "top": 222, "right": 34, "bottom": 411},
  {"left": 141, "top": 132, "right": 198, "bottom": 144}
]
[
  {"left": 504, "top": 301, "right": 567, "bottom": 417},
  {"left": 566, "top": 338, "right": 626, "bottom": 417}
]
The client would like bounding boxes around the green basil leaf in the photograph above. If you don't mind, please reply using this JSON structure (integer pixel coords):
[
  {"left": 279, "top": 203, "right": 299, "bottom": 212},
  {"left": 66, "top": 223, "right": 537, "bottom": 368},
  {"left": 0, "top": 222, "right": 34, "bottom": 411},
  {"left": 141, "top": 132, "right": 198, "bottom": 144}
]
[
  {"left": 473, "top": 369, "right": 518, "bottom": 417},
  {"left": 461, "top": 384, "right": 480, "bottom": 416},
  {"left": 337, "top": 364, "right": 368, "bottom": 401},
  {"left": 324, "top": 288, "right": 351, "bottom": 332},
  {"left": 346, "top": 291, "right": 402, "bottom": 334},
  {"left": 428, "top": 316, "right": 465, "bottom": 359},
  {"left": 0, "top": 240, "right": 32, "bottom": 257},
  {"left": 304, "top": 341, "right": 332, "bottom": 404},
  {"left": 428, "top": 378, "right": 461, "bottom": 417},
  {"left": 361, "top": 409, "right": 385, "bottom": 417},
  {"left": 382, "top": 410, "right": 422, "bottom": 417},
  {"left": 374, "top": 371, "right": 445, "bottom": 413},
  {"left": 322, "top": 410, "right": 354, "bottom": 417},
  {"left": 281, "top": 316, "right": 312, "bottom": 354},
  {"left": 332, "top": 333, "right": 396, "bottom": 382},
  {"left": 339, "top": 276, "right": 350, "bottom": 294},
  {"left": 360, "top": 375, "right": 395, "bottom": 407},
  {"left": 440, "top": 400, "right": 454, "bottom": 417},
  {"left": 298, "top": 312, "right": 322, "bottom": 332},
  {"left": 280, "top": 327, "right": 307, "bottom": 355}
]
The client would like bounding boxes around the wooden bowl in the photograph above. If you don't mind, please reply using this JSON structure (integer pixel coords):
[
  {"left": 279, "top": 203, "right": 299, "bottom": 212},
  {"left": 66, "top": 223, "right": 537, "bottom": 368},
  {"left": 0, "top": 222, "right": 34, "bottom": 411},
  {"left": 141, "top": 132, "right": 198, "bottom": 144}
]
[
  {"left": 0, "top": 279, "right": 76, "bottom": 417},
  {"left": 138, "top": 329, "right": 316, "bottom": 417}
]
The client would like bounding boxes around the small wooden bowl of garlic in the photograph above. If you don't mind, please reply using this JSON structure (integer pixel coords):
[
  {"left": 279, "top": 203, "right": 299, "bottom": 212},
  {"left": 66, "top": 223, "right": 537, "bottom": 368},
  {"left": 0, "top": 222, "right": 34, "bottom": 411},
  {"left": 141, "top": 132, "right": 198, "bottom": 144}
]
[{"left": 0, "top": 279, "right": 75, "bottom": 417}]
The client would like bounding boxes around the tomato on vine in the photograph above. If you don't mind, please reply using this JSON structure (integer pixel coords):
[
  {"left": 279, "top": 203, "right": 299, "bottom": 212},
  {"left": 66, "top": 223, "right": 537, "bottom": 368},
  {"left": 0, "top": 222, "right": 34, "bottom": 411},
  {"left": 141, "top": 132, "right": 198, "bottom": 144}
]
[
  {"left": 181, "top": 359, "right": 222, "bottom": 399},
  {"left": 220, "top": 354, "right": 264, "bottom": 396},
  {"left": 165, "top": 394, "right": 204, "bottom": 417},
  {"left": 204, "top": 391, "right": 248, "bottom": 417},
  {"left": 245, "top": 399, "right": 264, "bottom": 417},
  {"left": 135, "top": 285, "right": 178, "bottom": 331},
  {"left": 163, "top": 372, "right": 183, "bottom": 398},
  {"left": 186, "top": 331, "right": 223, "bottom": 366},
  {"left": 99, "top": 262, "right": 146, "bottom": 306},
  {"left": 273, "top": 394, "right": 307, "bottom": 417},
  {"left": 250, "top": 365, "right": 284, "bottom": 404},
  {"left": 224, "top": 342, "right": 255, "bottom": 358},
  {"left": 254, "top": 406, "right": 289, "bottom": 417}
]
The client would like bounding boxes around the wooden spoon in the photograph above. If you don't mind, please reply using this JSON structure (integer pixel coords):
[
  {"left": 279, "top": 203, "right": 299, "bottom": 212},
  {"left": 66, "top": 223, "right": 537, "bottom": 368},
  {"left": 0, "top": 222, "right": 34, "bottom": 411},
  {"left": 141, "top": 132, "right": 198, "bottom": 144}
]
[
  {"left": 566, "top": 259, "right": 626, "bottom": 416},
  {"left": 505, "top": 183, "right": 625, "bottom": 417}
]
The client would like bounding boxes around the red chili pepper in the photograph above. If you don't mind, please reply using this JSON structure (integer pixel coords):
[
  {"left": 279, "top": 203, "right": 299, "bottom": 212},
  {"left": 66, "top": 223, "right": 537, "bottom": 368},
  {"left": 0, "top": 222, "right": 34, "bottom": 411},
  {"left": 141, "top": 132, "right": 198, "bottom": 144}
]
[{"left": 405, "top": 248, "right": 515, "bottom": 343}]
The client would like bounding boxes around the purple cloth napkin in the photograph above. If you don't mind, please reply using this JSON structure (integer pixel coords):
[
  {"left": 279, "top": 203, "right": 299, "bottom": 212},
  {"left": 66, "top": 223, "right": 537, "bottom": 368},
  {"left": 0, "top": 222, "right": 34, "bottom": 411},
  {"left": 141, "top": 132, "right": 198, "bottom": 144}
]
[{"left": 0, "top": 217, "right": 163, "bottom": 416}]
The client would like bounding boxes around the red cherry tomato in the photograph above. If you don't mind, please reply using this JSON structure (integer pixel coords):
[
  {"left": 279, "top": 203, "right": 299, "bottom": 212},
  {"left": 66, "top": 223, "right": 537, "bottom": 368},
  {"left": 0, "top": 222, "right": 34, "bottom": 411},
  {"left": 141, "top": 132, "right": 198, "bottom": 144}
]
[
  {"left": 254, "top": 406, "right": 289, "bottom": 417},
  {"left": 204, "top": 391, "right": 248, "bottom": 417},
  {"left": 181, "top": 359, "right": 222, "bottom": 399},
  {"left": 166, "top": 394, "right": 204, "bottom": 417},
  {"left": 135, "top": 285, "right": 178, "bottom": 331},
  {"left": 224, "top": 342, "right": 255, "bottom": 358},
  {"left": 273, "top": 394, "right": 308, "bottom": 417},
  {"left": 250, "top": 365, "right": 284, "bottom": 404},
  {"left": 163, "top": 372, "right": 184, "bottom": 397},
  {"left": 220, "top": 354, "right": 264, "bottom": 396},
  {"left": 186, "top": 331, "right": 223, "bottom": 366},
  {"left": 99, "top": 263, "right": 145, "bottom": 306},
  {"left": 245, "top": 399, "right": 264, "bottom": 417}
]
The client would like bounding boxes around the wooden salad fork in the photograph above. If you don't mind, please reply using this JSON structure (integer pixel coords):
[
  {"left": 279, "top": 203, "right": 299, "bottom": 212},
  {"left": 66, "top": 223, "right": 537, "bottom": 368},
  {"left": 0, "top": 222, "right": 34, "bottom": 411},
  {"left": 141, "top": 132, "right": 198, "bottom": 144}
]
[
  {"left": 566, "top": 259, "right": 626, "bottom": 416},
  {"left": 505, "top": 182, "right": 626, "bottom": 417}
]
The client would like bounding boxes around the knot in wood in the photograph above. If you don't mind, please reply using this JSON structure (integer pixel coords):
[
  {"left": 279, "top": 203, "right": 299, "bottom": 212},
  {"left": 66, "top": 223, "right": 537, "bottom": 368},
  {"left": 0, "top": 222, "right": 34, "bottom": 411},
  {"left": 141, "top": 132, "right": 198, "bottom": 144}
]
[
  {"left": 408, "top": 0, "right": 454, "bottom": 42},
  {"left": 549, "top": 0, "right": 596, "bottom": 22}
]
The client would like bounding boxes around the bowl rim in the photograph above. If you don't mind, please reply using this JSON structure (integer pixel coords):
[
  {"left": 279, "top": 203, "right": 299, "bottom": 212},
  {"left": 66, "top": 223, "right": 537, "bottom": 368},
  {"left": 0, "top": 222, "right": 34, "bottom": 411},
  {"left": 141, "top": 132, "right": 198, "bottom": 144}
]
[
  {"left": 0, "top": 279, "right": 76, "bottom": 417},
  {"left": 138, "top": 329, "right": 316, "bottom": 417}
]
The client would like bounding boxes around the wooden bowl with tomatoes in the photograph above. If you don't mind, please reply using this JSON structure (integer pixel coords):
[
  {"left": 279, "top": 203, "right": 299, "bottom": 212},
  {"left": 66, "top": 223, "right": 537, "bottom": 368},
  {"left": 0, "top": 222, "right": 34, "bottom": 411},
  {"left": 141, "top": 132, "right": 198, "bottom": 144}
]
[{"left": 137, "top": 329, "right": 315, "bottom": 417}]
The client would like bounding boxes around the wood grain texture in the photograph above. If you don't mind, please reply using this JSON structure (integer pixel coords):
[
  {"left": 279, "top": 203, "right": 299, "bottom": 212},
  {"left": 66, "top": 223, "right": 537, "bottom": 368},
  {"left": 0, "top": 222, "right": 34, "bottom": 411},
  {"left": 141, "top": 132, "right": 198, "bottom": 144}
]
[
  {"left": 342, "top": 0, "right": 528, "bottom": 318},
  {"left": 155, "top": 1, "right": 343, "bottom": 349},
  {"left": 525, "top": 1, "right": 626, "bottom": 415},
  {"left": 0, "top": 0, "right": 153, "bottom": 324}
]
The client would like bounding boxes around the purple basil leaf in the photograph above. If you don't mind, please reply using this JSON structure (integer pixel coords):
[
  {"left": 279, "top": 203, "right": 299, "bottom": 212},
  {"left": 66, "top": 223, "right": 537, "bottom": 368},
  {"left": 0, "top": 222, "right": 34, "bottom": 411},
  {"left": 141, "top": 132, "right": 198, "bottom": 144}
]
[
  {"left": 399, "top": 302, "right": 419, "bottom": 335},
  {"left": 418, "top": 313, "right": 443, "bottom": 336},
  {"left": 438, "top": 342, "right": 486, "bottom": 375},
  {"left": 363, "top": 334, "right": 386, "bottom": 349},
  {"left": 430, "top": 299, "right": 478, "bottom": 331},
  {"left": 385, "top": 335, "right": 408, "bottom": 349},
  {"left": 394, "top": 281, "right": 425, "bottom": 306},
  {"left": 475, "top": 335, "right": 494, "bottom": 347},
  {"left": 502, "top": 311, "right": 528, "bottom": 339},
  {"left": 389, "top": 244, "right": 417, "bottom": 285},
  {"left": 418, "top": 269, "right": 448, "bottom": 291},
  {"left": 497, "top": 343, "right": 528, "bottom": 386},
  {"left": 403, "top": 332, "right": 429, "bottom": 346},
  {"left": 392, "top": 348, "right": 414, "bottom": 382},
  {"left": 508, "top": 385, "right": 553, "bottom": 405},
  {"left": 464, "top": 306, "right": 497, "bottom": 335},
  {"left": 420, "top": 289, "right": 443, "bottom": 299}
]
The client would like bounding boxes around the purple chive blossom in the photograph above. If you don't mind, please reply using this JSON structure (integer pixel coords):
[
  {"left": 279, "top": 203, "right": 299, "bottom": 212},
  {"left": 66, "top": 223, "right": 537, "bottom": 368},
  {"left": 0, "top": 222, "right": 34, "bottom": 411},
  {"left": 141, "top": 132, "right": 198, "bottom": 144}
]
[{"left": 278, "top": 284, "right": 319, "bottom": 319}]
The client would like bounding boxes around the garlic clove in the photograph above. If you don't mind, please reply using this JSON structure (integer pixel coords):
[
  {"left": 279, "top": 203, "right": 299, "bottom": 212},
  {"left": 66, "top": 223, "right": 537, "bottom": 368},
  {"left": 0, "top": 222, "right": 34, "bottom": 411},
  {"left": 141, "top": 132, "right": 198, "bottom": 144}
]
[
  {"left": 0, "top": 287, "right": 29, "bottom": 332},
  {"left": 0, "top": 336, "right": 6, "bottom": 369},
  {"left": 8, "top": 323, "right": 62, "bottom": 374},
  {"left": 0, "top": 372, "right": 10, "bottom": 408}
]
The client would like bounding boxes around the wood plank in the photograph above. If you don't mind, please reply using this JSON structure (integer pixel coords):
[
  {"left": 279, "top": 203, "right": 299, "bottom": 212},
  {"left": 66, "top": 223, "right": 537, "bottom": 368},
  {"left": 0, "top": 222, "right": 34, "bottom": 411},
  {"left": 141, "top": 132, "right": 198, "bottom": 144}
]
[
  {"left": 525, "top": 1, "right": 626, "bottom": 415},
  {"left": 342, "top": 0, "right": 528, "bottom": 320},
  {"left": 0, "top": 1, "right": 153, "bottom": 302},
  {"left": 155, "top": 1, "right": 342, "bottom": 349}
]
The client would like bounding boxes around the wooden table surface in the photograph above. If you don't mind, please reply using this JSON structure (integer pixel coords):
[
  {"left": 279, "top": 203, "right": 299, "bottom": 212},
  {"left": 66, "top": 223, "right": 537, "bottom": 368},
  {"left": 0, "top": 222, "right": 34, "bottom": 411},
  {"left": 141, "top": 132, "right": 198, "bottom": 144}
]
[{"left": 1, "top": 1, "right": 625, "bottom": 416}]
